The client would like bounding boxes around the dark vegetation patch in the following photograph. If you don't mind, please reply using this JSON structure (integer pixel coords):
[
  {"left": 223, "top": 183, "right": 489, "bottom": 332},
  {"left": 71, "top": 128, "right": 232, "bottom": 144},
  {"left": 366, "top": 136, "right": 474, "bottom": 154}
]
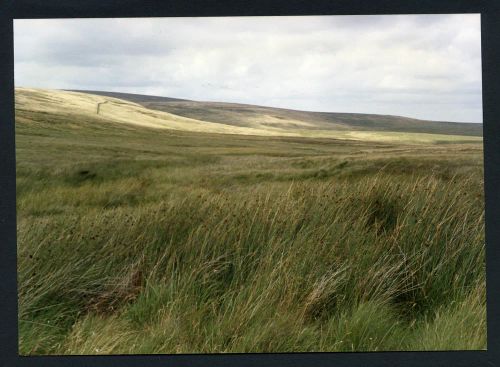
[
  {"left": 86, "top": 268, "right": 144, "bottom": 315},
  {"left": 364, "top": 192, "right": 400, "bottom": 234}
]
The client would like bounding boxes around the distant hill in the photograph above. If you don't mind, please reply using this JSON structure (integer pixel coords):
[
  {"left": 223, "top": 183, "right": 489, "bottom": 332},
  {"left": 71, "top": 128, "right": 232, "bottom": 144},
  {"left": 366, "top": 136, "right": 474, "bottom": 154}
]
[
  {"left": 65, "top": 90, "right": 191, "bottom": 103},
  {"left": 69, "top": 90, "right": 483, "bottom": 137}
]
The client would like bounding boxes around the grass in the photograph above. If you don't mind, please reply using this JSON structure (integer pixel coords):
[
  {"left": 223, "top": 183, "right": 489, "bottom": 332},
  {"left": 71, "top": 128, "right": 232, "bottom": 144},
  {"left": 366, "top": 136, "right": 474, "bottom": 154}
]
[{"left": 16, "top": 89, "right": 486, "bottom": 354}]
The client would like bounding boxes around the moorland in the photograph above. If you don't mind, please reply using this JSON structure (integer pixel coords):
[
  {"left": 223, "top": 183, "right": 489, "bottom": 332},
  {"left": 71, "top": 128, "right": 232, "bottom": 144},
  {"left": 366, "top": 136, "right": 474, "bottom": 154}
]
[{"left": 16, "top": 88, "right": 485, "bottom": 354}]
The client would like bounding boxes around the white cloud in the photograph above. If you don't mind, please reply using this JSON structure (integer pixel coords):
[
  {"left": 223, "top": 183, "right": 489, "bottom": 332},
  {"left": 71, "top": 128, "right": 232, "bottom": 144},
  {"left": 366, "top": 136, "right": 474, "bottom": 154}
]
[{"left": 14, "top": 15, "right": 482, "bottom": 122}]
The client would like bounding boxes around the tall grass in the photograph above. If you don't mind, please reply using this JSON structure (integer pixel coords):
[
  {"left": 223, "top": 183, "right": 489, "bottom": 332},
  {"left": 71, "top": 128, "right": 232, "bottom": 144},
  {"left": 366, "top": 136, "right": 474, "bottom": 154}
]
[
  {"left": 16, "top": 101, "right": 485, "bottom": 354},
  {"left": 17, "top": 167, "right": 485, "bottom": 354}
]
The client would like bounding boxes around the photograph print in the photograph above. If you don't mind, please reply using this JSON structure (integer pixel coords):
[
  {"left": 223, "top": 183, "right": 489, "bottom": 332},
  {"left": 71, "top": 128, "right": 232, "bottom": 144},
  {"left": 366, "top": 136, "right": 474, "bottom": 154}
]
[{"left": 14, "top": 14, "right": 485, "bottom": 354}]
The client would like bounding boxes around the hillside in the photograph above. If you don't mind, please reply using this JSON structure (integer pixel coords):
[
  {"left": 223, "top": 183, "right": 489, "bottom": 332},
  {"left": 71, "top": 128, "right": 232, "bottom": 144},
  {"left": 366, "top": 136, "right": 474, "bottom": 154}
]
[
  {"left": 71, "top": 89, "right": 483, "bottom": 137},
  {"left": 15, "top": 88, "right": 482, "bottom": 145},
  {"left": 15, "top": 88, "right": 284, "bottom": 137}
]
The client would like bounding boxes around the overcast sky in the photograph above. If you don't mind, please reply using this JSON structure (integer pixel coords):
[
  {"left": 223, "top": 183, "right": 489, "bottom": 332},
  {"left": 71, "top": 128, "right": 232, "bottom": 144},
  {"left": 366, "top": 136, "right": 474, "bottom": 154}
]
[{"left": 14, "top": 15, "right": 482, "bottom": 122}]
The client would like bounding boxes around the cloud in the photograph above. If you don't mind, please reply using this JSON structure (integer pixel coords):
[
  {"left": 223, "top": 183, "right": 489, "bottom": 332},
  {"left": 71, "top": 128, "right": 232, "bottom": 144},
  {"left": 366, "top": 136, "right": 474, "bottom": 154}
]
[{"left": 14, "top": 15, "right": 482, "bottom": 122}]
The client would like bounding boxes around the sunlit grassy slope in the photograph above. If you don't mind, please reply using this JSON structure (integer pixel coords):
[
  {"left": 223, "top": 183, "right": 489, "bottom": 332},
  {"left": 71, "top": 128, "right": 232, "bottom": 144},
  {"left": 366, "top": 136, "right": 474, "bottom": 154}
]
[
  {"left": 16, "top": 87, "right": 485, "bottom": 354},
  {"left": 75, "top": 89, "right": 483, "bottom": 137},
  {"left": 19, "top": 88, "right": 482, "bottom": 144}
]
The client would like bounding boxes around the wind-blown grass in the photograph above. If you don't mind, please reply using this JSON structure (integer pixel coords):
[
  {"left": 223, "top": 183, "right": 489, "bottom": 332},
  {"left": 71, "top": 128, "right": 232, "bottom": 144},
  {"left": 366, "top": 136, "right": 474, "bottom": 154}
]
[{"left": 16, "top": 90, "right": 485, "bottom": 354}]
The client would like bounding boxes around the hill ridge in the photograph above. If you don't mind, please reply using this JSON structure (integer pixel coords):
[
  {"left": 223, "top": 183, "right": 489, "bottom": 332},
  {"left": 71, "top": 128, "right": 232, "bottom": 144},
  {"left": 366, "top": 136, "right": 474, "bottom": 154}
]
[
  {"left": 16, "top": 88, "right": 483, "bottom": 142},
  {"left": 66, "top": 89, "right": 481, "bottom": 137},
  {"left": 67, "top": 89, "right": 479, "bottom": 124}
]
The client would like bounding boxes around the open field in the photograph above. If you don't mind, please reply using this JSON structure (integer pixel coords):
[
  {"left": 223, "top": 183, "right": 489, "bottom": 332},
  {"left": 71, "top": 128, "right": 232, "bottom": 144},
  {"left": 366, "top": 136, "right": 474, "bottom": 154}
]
[{"left": 16, "top": 88, "right": 485, "bottom": 354}]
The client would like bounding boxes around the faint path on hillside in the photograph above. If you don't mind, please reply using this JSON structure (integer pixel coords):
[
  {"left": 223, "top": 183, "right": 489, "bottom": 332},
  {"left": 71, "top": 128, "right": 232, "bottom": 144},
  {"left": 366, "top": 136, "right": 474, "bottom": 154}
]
[{"left": 96, "top": 100, "right": 109, "bottom": 114}]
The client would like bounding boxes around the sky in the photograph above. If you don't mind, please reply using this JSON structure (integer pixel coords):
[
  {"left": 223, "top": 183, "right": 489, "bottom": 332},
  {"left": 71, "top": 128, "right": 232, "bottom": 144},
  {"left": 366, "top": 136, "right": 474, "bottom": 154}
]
[{"left": 14, "top": 15, "right": 482, "bottom": 123}]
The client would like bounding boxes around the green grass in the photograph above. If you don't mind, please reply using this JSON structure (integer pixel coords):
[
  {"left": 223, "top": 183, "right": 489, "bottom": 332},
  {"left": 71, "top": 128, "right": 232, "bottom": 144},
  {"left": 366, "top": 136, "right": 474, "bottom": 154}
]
[{"left": 16, "top": 97, "right": 486, "bottom": 354}]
